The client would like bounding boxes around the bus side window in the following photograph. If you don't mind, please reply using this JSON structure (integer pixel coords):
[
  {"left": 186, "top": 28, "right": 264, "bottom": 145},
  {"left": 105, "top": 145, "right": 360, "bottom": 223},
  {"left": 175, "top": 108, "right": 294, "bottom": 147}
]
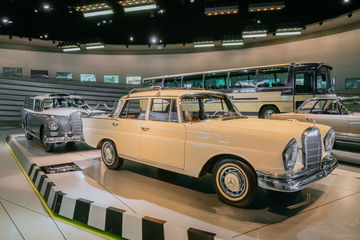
[
  {"left": 143, "top": 79, "right": 162, "bottom": 87},
  {"left": 257, "top": 67, "right": 288, "bottom": 88},
  {"left": 204, "top": 73, "right": 227, "bottom": 90},
  {"left": 229, "top": 70, "right": 256, "bottom": 88},
  {"left": 164, "top": 77, "right": 182, "bottom": 88},
  {"left": 183, "top": 75, "right": 203, "bottom": 89},
  {"left": 295, "top": 72, "right": 313, "bottom": 94}
]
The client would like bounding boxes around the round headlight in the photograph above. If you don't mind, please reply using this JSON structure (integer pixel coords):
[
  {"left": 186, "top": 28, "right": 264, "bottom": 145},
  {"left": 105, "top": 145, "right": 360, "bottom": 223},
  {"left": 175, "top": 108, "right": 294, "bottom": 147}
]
[
  {"left": 282, "top": 138, "right": 299, "bottom": 172},
  {"left": 324, "top": 128, "right": 336, "bottom": 152},
  {"left": 48, "top": 120, "right": 59, "bottom": 131}
]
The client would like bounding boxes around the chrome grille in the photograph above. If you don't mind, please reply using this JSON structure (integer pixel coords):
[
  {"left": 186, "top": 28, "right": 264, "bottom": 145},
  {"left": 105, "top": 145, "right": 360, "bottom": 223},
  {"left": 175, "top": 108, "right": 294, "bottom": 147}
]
[
  {"left": 302, "top": 127, "right": 322, "bottom": 170},
  {"left": 69, "top": 111, "right": 88, "bottom": 136}
]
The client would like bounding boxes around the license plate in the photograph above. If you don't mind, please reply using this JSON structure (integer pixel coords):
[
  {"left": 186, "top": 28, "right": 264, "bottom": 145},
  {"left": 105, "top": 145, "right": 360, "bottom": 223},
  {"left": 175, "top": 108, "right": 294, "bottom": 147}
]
[{"left": 50, "top": 132, "right": 58, "bottom": 136}]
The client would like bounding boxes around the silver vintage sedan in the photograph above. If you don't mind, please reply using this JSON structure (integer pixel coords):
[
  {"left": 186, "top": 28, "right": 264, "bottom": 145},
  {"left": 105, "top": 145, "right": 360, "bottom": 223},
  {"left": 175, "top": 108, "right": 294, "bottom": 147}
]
[
  {"left": 22, "top": 93, "right": 105, "bottom": 152},
  {"left": 271, "top": 97, "right": 360, "bottom": 145}
]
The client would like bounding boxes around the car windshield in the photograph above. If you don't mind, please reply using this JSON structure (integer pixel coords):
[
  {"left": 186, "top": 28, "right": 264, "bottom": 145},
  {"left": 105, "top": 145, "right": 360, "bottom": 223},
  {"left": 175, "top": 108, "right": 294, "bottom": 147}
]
[
  {"left": 42, "top": 98, "right": 85, "bottom": 109},
  {"left": 297, "top": 100, "right": 317, "bottom": 113},
  {"left": 181, "top": 94, "right": 242, "bottom": 122},
  {"left": 340, "top": 99, "right": 360, "bottom": 113}
]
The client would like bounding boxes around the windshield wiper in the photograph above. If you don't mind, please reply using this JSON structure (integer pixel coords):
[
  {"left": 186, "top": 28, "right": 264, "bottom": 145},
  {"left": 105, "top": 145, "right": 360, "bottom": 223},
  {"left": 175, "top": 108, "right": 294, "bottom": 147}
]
[{"left": 220, "top": 115, "right": 247, "bottom": 120}]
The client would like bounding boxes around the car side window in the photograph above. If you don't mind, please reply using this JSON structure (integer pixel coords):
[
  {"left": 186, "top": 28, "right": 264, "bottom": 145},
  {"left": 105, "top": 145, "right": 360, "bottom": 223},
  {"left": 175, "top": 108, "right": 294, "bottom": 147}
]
[
  {"left": 120, "top": 99, "right": 148, "bottom": 120},
  {"left": 311, "top": 100, "right": 339, "bottom": 115},
  {"left": 34, "top": 99, "right": 42, "bottom": 112},
  {"left": 42, "top": 99, "right": 53, "bottom": 110},
  {"left": 149, "top": 98, "right": 178, "bottom": 122},
  {"left": 28, "top": 97, "right": 34, "bottom": 110}
]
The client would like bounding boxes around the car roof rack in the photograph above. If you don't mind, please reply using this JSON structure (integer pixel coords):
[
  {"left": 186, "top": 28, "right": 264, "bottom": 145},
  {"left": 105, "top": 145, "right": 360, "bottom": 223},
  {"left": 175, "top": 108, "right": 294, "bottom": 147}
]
[{"left": 128, "top": 86, "right": 162, "bottom": 96}]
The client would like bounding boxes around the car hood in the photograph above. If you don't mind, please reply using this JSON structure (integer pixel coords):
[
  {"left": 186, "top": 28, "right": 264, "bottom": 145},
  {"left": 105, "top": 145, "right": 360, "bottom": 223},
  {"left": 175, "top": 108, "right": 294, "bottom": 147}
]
[
  {"left": 198, "top": 117, "right": 331, "bottom": 143},
  {"left": 41, "top": 108, "right": 105, "bottom": 117}
]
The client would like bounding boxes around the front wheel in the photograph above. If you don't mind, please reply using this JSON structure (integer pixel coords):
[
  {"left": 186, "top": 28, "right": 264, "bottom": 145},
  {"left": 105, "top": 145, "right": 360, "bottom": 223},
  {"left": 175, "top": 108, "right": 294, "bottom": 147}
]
[
  {"left": 42, "top": 131, "right": 54, "bottom": 152},
  {"left": 212, "top": 158, "right": 257, "bottom": 207},
  {"left": 101, "top": 140, "right": 124, "bottom": 170}
]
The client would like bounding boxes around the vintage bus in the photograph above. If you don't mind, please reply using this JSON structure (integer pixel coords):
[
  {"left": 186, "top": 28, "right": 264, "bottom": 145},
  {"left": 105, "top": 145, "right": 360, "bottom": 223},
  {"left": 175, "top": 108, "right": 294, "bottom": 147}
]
[{"left": 142, "top": 63, "right": 336, "bottom": 118}]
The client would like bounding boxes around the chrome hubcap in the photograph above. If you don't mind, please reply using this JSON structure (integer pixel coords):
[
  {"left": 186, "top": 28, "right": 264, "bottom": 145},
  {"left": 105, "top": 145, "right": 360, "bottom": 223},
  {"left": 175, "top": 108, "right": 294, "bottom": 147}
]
[
  {"left": 264, "top": 110, "right": 275, "bottom": 119},
  {"left": 103, "top": 143, "right": 114, "bottom": 164},
  {"left": 219, "top": 166, "right": 246, "bottom": 198}
]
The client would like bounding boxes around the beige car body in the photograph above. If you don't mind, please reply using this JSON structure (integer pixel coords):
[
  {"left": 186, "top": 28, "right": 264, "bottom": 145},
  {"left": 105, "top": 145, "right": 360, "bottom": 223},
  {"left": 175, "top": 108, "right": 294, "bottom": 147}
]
[
  {"left": 82, "top": 89, "right": 337, "bottom": 195},
  {"left": 271, "top": 97, "right": 360, "bottom": 144}
]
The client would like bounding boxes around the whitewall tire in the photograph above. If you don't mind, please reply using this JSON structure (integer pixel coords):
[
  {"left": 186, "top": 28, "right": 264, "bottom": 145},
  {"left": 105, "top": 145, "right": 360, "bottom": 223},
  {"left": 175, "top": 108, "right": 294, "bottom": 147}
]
[
  {"left": 101, "top": 140, "right": 124, "bottom": 170},
  {"left": 213, "top": 158, "right": 257, "bottom": 207}
]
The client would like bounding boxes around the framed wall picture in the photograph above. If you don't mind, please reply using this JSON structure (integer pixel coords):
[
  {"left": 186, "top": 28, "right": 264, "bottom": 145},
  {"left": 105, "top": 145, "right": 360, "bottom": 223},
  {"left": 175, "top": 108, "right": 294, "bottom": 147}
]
[
  {"left": 104, "top": 75, "right": 120, "bottom": 83},
  {"left": 56, "top": 72, "right": 73, "bottom": 80},
  {"left": 126, "top": 76, "right": 142, "bottom": 84},
  {"left": 345, "top": 78, "right": 360, "bottom": 89},
  {"left": 3, "top": 67, "right": 23, "bottom": 77},
  {"left": 31, "top": 70, "right": 49, "bottom": 79},
  {"left": 80, "top": 74, "right": 96, "bottom": 82}
]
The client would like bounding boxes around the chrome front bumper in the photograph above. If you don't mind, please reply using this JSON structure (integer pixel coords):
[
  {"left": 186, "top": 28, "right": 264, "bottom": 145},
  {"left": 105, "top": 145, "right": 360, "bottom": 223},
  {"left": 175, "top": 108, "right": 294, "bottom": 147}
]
[
  {"left": 44, "top": 134, "right": 83, "bottom": 144},
  {"left": 257, "top": 154, "right": 338, "bottom": 192}
]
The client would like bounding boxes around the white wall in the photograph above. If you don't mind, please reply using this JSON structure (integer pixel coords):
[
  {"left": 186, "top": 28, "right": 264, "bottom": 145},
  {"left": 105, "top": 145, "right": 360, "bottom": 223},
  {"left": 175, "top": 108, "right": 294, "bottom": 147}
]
[{"left": 1, "top": 28, "right": 359, "bottom": 90}]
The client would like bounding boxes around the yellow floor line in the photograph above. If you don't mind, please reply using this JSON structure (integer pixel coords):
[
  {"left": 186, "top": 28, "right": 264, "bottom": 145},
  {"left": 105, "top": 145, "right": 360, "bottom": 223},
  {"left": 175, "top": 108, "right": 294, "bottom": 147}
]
[{"left": 4, "top": 140, "right": 124, "bottom": 240}]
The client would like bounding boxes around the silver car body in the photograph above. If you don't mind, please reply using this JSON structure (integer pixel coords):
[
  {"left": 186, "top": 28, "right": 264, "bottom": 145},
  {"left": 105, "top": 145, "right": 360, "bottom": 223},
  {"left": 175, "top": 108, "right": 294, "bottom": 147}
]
[
  {"left": 22, "top": 93, "right": 105, "bottom": 144},
  {"left": 271, "top": 96, "right": 360, "bottom": 144}
]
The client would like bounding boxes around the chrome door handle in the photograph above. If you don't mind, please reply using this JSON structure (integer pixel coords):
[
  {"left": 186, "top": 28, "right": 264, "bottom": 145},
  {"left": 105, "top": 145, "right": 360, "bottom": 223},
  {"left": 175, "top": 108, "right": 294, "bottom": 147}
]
[
  {"left": 141, "top": 127, "right": 150, "bottom": 131},
  {"left": 112, "top": 122, "right": 119, "bottom": 127}
]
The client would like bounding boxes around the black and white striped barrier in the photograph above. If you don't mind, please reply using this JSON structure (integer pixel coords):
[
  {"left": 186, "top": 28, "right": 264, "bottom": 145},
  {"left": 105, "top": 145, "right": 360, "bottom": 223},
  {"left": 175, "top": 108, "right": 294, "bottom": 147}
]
[{"left": 9, "top": 136, "right": 221, "bottom": 240}]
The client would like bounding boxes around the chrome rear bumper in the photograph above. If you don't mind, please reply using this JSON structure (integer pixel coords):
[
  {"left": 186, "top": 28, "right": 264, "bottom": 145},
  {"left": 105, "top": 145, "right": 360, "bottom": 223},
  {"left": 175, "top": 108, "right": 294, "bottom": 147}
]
[{"left": 257, "top": 154, "right": 338, "bottom": 192}]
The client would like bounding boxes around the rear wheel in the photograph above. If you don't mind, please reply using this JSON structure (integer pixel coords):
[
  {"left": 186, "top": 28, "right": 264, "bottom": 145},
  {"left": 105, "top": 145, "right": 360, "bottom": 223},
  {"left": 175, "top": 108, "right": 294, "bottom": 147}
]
[
  {"left": 101, "top": 140, "right": 124, "bottom": 170},
  {"left": 42, "top": 130, "right": 54, "bottom": 152},
  {"left": 259, "top": 106, "right": 279, "bottom": 119},
  {"left": 212, "top": 158, "right": 257, "bottom": 207}
]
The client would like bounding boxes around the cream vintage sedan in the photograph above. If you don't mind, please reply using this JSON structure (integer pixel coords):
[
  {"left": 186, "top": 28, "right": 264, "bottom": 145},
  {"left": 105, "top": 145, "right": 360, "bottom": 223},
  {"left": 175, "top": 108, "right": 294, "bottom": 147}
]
[{"left": 82, "top": 87, "right": 338, "bottom": 207}]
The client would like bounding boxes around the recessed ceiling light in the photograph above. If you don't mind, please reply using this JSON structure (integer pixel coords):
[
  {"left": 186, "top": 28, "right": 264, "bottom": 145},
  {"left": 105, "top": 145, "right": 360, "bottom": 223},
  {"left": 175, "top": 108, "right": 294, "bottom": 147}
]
[
  {"left": 150, "top": 36, "right": 157, "bottom": 44},
  {"left": 43, "top": 4, "right": 51, "bottom": 10}
]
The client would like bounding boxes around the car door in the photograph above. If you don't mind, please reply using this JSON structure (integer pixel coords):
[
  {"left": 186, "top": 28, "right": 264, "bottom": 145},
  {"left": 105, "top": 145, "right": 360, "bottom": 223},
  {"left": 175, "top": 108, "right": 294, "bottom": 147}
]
[
  {"left": 140, "top": 98, "right": 186, "bottom": 169},
  {"left": 113, "top": 98, "right": 148, "bottom": 159},
  {"left": 26, "top": 97, "right": 35, "bottom": 133},
  {"left": 32, "top": 99, "right": 44, "bottom": 138},
  {"left": 340, "top": 99, "right": 360, "bottom": 143},
  {"left": 305, "top": 99, "right": 349, "bottom": 140},
  {"left": 348, "top": 114, "right": 360, "bottom": 143}
]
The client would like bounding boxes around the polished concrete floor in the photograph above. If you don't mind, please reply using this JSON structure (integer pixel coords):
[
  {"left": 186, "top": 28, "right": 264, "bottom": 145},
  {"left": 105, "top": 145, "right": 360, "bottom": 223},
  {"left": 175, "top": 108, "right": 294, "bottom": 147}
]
[{"left": 1, "top": 127, "right": 360, "bottom": 240}]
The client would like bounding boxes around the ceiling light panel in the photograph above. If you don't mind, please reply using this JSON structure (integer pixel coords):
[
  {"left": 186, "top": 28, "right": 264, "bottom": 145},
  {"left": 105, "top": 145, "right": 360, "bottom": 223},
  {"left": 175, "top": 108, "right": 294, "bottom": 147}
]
[
  {"left": 222, "top": 39, "right": 244, "bottom": 46},
  {"left": 242, "top": 30, "right": 268, "bottom": 38},
  {"left": 248, "top": 1, "right": 285, "bottom": 12},
  {"left": 119, "top": 0, "right": 157, "bottom": 13},
  {"left": 75, "top": 2, "right": 114, "bottom": 17},
  {"left": 205, "top": 0, "right": 239, "bottom": 16},
  {"left": 193, "top": 41, "right": 215, "bottom": 48},
  {"left": 85, "top": 42, "right": 105, "bottom": 49},
  {"left": 275, "top": 27, "right": 303, "bottom": 36}
]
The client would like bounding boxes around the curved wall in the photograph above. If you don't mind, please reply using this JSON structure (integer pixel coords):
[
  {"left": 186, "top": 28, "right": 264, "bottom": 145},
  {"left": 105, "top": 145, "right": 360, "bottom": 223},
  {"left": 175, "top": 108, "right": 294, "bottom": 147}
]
[{"left": 1, "top": 28, "right": 360, "bottom": 90}]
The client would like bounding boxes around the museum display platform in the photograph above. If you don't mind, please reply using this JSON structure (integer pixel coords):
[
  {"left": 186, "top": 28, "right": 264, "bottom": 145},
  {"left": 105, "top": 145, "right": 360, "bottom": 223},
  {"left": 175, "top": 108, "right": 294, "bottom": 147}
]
[{"left": 2, "top": 128, "right": 360, "bottom": 240}]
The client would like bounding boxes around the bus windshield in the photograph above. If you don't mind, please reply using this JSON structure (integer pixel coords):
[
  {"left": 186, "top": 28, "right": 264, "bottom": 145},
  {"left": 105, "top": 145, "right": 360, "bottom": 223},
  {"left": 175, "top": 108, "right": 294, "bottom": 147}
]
[{"left": 316, "top": 66, "right": 334, "bottom": 94}]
